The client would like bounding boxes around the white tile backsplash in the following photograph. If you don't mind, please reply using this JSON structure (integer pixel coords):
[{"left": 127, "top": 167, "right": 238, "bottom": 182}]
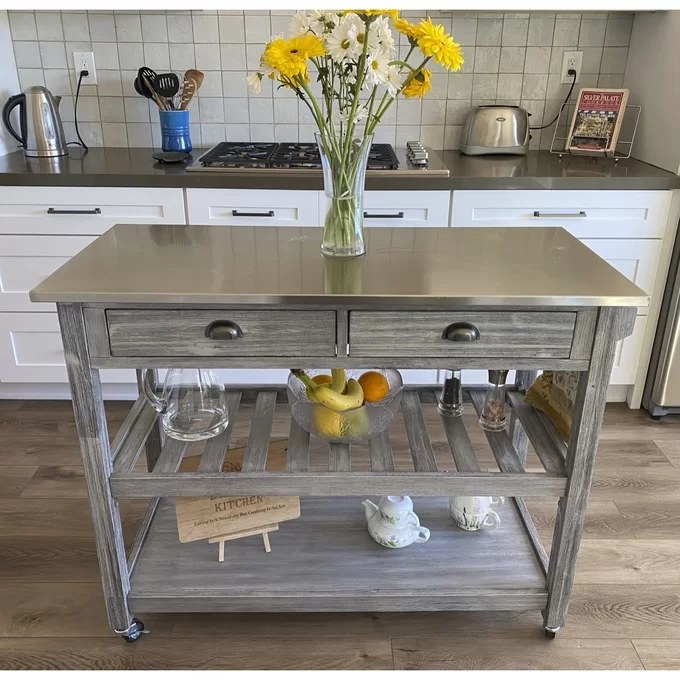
[{"left": 7, "top": 10, "right": 633, "bottom": 150}]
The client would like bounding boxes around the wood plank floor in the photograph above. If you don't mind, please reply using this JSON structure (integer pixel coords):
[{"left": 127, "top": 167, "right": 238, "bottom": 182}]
[{"left": 1, "top": 399, "right": 679, "bottom": 670}]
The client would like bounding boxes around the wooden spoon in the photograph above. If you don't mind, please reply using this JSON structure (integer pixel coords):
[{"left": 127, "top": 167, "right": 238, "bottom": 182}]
[
  {"left": 185, "top": 69, "right": 204, "bottom": 91},
  {"left": 179, "top": 76, "right": 197, "bottom": 110}
]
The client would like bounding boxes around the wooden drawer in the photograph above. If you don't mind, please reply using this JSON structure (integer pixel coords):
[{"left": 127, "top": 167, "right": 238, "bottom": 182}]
[
  {"left": 0, "top": 187, "right": 186, "bottom": 235},
  {"left": 186, "top": 189, "right": 319, "bottom": 227},
  {"left": 0, "top": 235, "right": 96, "bottom": 312},
  {"left": 106, "top": 309, "right": 336, "bottom": 357},
  {"left": 451, "top": 190, "right": 671, "bottom": 239},
  {"left": 349, "top": 311, "right": 577, "bottom": 358}
]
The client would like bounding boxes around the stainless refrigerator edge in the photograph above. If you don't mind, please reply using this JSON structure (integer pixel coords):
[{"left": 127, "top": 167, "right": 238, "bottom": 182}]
[{"left": 644, "top": 218, "right": 680, "bottom": 418}]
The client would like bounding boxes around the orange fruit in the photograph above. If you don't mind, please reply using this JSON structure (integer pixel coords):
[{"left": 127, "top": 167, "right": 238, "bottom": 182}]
[
  {"left": 312, "top": 374, "right": 333, "bottom": 385},
  {"left": 358, "top": 371, "right": 390, "bottom": 403}
]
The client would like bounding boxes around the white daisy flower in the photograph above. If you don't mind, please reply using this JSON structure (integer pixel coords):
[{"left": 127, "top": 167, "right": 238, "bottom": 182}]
[
  {"left": 365, "top": 50, "right": 391, "bottom": 89},
  {"left": 326, "top": 15, "right": 362, "bottom": 63},
  {"left": 383, "top": 65, "right": 401, "bottom": 98},
  {"left": 346, "top": 13, "right": 373, "bottom": 55},
  {"left": 339, "top": 105, "right": 368, "bottom": 124},
  {"left": 289, "top": 12, "right": 313, "bottom": 36},
  {"left": 246, "top": 72, "right": 263, "bottom": 94},
  {"left": 372, "top": 16, "right": 396, "bottom": 57},
  {"left": 309, "top": 10, "right": 340, "bottom": 35}
]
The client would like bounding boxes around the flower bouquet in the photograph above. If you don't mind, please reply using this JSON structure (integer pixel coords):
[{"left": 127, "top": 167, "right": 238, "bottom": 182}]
[{"left": 249, "top": 10, "right": 464, "bottom": 257}]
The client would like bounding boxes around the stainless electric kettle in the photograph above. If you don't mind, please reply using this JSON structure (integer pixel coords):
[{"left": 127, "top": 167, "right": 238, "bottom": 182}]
[{"left": 2, "top": 86, "right": 68, "bottom": 157}]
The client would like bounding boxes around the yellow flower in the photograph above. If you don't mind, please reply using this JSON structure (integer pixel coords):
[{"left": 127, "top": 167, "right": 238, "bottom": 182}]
[
  {"left": 393, "top": 16, "right": 419, "bottom": 41},
  {"left": 344, "top": 9, "right": 399, "bottom": 20},
  {"left": 402, "top": 68, "right": 431, "bottom": 99},
  {"left": 262, "top": 35, "right": 325, "bottom": 79},
  {"left": 415, "top": 18, "right": 464, "bottom": 72}
]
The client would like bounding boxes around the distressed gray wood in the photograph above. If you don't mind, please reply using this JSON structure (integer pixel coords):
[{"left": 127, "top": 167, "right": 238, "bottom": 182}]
[
  {"left": 543, "top": 306, "right": 637, "bottom": 631},
  {"left": 128, "top": 497, "right": 547, "bottom": 613},
  {"left": 329, "top": 443, "right": 351, "bottom": 472},
  {"left": 126, "top": 497, "right": 160, "bottom": 575},
  {"left": 336, "top": 309, "right": 349, "bottom": 358},
  {"left": 286, "top": 419, "right": 310, "bottom": 473},
  {"left": 82, "top": 307, "right": 110, "bottom": 358},
  {"left": 368, "top": 431, "right": 394, "bottom": 472},
  {"left": 402, "top": 391, "right": 438, "bottom": 472},
  {"left": 469, "top": 390, "right": 525, "bottom": 474},
  {"left": 513, "top": 497, "right": 549, "bottom": 577},
  {"left": 440, "top": 413, "right": 480, "bottom": 472},
  {"left": 507, "top": 392, "right": 566, "bottom": 476},
  {"left": 535, "top": 410, "right": 568, "bottom": 461},
  {"left": 197, "top": 392, "right": 242, "bottom": 473},
  {"left": 570, "top": 310, "right": 598, "bottom": 360},
  {"left": 110, "top": 471, "right": 568, "bottom": 498},
  {"left": 56, "top": 303, "right": 132, "bottom": 632},
  {"left": 90, "top": 355, "right": 591, "bottom": 371},
  {"left": 510, "top": 370, "right": 539, "bottom": 465},
  {"left": 152, "top": 438, "right": 188, "bottom": 474},
  {"left": 109, "top": 394, "right": 147, "bottom": 463},
  {"left": 111, "top": 401, "right": 160, "bottom": 475},
  {"left": 350, "top": 311, "right": 576, "bottom": 358},
  {"left": 241, "top": 391, "right": 277, "bottom": 473},
  {"left": 107, "top": 309, "right": 336, "bottom": 357}
]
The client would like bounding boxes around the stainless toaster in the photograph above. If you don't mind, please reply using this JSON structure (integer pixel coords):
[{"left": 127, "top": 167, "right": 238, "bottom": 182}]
[{"left": 460, "top": 105, "right": 530, "bottom": 156}]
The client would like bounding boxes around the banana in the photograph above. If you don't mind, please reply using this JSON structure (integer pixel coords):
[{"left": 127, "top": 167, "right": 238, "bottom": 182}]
[
  {"left": 291, "top": 369, "right": 364, "bottom": 413},
  {"left": 331, "top": 368, "right": 346, "bottom": 393}
]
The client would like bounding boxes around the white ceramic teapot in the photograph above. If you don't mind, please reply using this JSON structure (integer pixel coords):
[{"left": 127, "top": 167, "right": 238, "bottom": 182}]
[{"left": 362, "top": 495, "right": 430, "bottom": 549}]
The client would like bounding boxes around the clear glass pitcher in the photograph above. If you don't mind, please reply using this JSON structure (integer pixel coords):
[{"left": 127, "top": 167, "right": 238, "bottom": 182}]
[{"left": 142, "top": 369, "right": 229, "bottom": 441}]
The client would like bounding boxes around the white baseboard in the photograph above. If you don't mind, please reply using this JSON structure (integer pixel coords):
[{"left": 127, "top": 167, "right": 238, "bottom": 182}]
[
  {"left": 606, "top": 384, "right": 631, "bottom": 403},
  {"left": 0, "top": 383, "right": 138, "bottom": 400}
]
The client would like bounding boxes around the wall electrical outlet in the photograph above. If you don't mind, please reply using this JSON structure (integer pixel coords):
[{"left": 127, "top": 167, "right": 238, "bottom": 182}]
[
  {"left": 72, "top": 51, "right": 97, "bottom": 85},
  {"left": 561, "top": 51, "right": 582, "bottom": 84}
]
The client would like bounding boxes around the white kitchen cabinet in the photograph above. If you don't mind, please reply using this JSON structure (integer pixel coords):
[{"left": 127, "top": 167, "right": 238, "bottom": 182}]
[
  {"left": 0, "top": 313, "right": 135, "bottom": 383},
  {"left": 0, "top": 186, "right": 186, "bottom": 235},
  {"left": 0, "top": 235, "right": 97, "bottom": 312},
  {"left": 451, "top": 190, "right": 671, "bottom": 238},
  {"left": 186, "top": 188, "right": 319, "bottom": 227},
  {"left": 321, "top": 190, "right": 451, "bottom": 228}
]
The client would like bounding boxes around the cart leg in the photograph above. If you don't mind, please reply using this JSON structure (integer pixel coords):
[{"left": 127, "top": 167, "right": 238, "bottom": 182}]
[
  {"left": 136, "top": 369, "right": 164, "bottom": 471},
  {"left": 542, "top": 308, "right": 635, "bottom": 632},
  {"left": 511, "top": 370, "right": 537, "bottom": 466},
  {"left": 58, "top": 303, "right": 135, "bottom": 637}
]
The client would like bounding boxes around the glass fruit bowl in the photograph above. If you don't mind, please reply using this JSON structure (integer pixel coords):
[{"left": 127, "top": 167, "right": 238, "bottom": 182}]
[{"left": 287, "top": 368, "right": 404, "bottom": 444}]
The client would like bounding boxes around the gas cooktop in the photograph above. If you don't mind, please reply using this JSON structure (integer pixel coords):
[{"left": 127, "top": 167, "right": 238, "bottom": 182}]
[{"left": 186, "top": 141, "right": 450, "bottom": 176}]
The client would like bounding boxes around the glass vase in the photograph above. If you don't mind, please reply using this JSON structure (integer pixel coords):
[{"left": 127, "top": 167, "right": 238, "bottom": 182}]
[{"left": 315, "top": 132, "right": 372, "bottom": 258}]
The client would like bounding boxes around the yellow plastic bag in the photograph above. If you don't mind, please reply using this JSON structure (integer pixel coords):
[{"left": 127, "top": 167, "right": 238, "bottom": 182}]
[{"left": 524, "top": 371, "right": 579, "bottom": 442}]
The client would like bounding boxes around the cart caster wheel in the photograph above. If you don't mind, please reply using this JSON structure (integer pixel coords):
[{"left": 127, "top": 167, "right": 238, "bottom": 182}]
[
  {"left": 651, "top": 415, "right": 663, "bottom": 421},
  {"left": 544, "top": 626, "right": 560, "bottom": 640},
  {"left": 120, "top": 618, "right": 147, "bottom": 643}
]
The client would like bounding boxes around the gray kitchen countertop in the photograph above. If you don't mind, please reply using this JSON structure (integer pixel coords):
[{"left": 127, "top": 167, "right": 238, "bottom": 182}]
[{"left": 0, "top": 146, "right": 678, "bottom": 191}]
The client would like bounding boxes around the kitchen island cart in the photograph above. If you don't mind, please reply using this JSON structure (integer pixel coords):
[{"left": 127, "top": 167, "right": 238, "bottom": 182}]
[{"left": 30, "top": 225, "right": 647, "bottom": 641}]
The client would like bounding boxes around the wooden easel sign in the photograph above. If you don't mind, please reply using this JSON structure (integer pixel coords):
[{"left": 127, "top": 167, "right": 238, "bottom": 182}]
[{"left": 175, "top": 494, "right": 300, "bottom": 548}]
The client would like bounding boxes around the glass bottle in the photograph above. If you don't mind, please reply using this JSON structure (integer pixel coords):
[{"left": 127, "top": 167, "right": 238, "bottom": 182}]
[
  {"left": 437, "top": 369, "right": 463, "bottom": 417},
  {"left": 479, "top": 369, "right": 509, "bottom": 432}
]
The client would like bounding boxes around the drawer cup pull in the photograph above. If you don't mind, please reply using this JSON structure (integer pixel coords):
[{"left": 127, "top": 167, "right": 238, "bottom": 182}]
[
  {"left": 205, "top": 320, "right": 243, "bottom": 340},
  {"left": 533, "top": 210, "right": 586, "bottom": 218},
  {"left": 442, "top": 322, "right": 481, "bottom": 342},
  {"left": 363, "top": 211, "right": 404, "bottom": 219},
  {"left": 47, "top": 207, "right": 101, "bottom": 215},
  {"left": 231, "top": 210, "right": 275, "bottom": 217}
]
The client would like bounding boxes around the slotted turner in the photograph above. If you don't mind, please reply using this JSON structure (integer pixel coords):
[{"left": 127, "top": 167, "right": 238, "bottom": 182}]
[
  {"left": 179, "top": 76, "right": 197, "bottom": 110},
  {"left": 154, "top": 72, "right": 181, "bottom": 103}
]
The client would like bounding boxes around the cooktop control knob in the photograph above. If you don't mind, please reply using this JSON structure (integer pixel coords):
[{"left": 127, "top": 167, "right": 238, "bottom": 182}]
[{"left": 406, "top": 140, "right": 429, "bottom": 166}]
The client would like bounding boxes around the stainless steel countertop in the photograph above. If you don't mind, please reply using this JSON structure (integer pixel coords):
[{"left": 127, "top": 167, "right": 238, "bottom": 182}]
[
  {"left": 1, "top": 147, "right": 677, "bottom": 191},
  {"left": 30, "top": 225, "right": 649, "bottom": 308}
]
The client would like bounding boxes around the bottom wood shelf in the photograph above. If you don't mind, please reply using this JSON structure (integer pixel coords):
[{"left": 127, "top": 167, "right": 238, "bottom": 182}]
[{"left": 128, "top": 496, "right": 547, "bottom": 614}]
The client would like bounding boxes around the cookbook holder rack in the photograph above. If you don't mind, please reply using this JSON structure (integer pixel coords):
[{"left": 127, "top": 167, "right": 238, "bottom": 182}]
[{"left": 550, "top": 103, "right": 641, "bottom": 162}]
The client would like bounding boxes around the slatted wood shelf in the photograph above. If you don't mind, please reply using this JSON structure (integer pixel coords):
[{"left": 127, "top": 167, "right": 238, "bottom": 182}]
[
  {"left": 109, "top": 386, "right": 568, "bottom": 499},
  {"left": 128, "top": 496, "right": 548, "bottom": 613}
]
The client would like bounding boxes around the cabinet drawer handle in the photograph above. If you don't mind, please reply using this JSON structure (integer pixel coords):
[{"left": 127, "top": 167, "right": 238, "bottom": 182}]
[
  {"left": 47, "top": 207, "right": 101, "bottom": 215},
  {"left": 442, "top": 322, "right": 481, "bottom": 342},
  {"left": 231, "top": 210, "right": 275, "bottom": 217},
  {"left": 205, "top": 320, "right": 244, "bottom": 340},
  {"left": 533, "top": 210, "right": 587, "bottom": 218},
  {"left": 363, "top": 211, "right": 404, "bottom": 219}
]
